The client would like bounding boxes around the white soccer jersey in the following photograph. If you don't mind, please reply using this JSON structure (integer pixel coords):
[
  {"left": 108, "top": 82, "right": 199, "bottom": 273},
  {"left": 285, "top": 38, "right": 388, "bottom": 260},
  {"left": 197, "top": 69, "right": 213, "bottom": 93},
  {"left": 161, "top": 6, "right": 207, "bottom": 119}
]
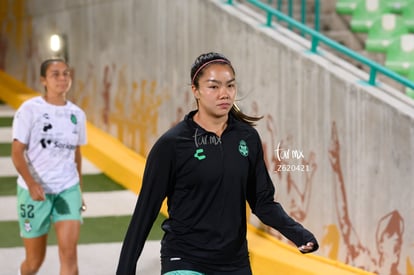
[{"left": 12, "top": 96, "right": 87, "bottom": 194}]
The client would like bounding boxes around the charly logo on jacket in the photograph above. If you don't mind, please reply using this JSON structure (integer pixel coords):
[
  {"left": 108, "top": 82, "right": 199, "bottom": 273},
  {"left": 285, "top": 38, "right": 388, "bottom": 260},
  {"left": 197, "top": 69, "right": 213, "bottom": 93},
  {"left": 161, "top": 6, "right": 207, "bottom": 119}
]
[
  {"left": 238, "top": 140, "right": 248, "bottom": 157},
  {"left": 194, "top": 148, "right": 206, "bottom": 160}
]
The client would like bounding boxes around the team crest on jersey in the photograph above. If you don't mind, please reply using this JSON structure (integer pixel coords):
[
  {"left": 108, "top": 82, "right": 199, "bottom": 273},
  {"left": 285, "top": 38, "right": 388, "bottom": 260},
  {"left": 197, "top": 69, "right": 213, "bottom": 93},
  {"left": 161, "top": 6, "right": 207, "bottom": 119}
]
[
  {"left": 238, "top": 140, "right": 248, "bottom": 157},
  {"left": 70, "top": 114, "right": 78, "bottom": 125},
  {"left": 24, "top": 219, "right": 32, "bottom": 232}
]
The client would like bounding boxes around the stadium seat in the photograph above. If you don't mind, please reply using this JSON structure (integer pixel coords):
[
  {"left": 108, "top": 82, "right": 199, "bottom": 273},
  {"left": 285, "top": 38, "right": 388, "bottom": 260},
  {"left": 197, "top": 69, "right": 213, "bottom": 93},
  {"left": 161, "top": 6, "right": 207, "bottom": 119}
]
[
  {"left": 385, "top": 34, "right": 414, "bottom": 76},
  {"left": 401, "top": 1, "right": 414, "bottom": 32},
  {"left": 385, "top": 0, "right": 410, "bottom": 14},
  {"left": 365, "top": 14, "right": 409, "bottom": 53},
  {"left": 350, "top": 0, "right": 388, "bottom": 32},
  {"left": 336, "top": 0, "right": 362, "bottom": 14}
]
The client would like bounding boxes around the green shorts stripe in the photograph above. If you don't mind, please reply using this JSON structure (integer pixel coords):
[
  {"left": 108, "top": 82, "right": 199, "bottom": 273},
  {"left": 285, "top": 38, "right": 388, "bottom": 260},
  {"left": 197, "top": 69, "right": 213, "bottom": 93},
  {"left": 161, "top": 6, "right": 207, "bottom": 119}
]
[{"left": 163, "top": 271, "right": 205, "bottom": 275}]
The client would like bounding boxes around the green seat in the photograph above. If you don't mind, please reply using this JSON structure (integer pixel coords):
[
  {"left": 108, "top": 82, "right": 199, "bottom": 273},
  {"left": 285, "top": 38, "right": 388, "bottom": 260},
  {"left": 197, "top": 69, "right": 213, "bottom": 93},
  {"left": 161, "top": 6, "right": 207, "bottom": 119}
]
[
  {"left": 365, "top": 14, "right": 409, "bottom": 53},
  {"left": 385, "top": 0, "right": 411, "bottom": 13},
  {"left": 401, "top": 1, "right": 414, "bottom": 32},
  {"left": 385, "top": 34, "right": 414, "bottom": 76},
  {"left": 350, "top": 0, "right": 388, "bottom": 32},
  {"left": 336, "top": 0, "right": 362, "bottom": 14}
]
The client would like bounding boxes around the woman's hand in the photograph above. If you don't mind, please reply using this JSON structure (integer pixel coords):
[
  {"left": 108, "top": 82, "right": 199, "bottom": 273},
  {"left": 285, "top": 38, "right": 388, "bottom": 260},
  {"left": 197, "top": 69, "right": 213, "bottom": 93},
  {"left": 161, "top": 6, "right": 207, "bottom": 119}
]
[
  {"left": 298, "top": 242, "right": 316, "bottom": 253},
  {"left": 28, "top": 182, "right": 45, "bottom": 201},
  {"left": 81, "top": 198, "right": 87, "bottom": 212}
]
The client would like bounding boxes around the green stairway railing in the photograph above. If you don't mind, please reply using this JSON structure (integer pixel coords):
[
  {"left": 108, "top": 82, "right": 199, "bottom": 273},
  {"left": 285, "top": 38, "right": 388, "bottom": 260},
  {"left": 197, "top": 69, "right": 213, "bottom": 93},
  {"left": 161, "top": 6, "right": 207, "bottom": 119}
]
[
  {"left": 226, "top": 0, "right": 320, "bottom": 32},
  {"left": 270, "top": 0, "right": 320, "bottom": 32},
  {"left": 225, "top": 0, "right": 414, "bottom": 92}
]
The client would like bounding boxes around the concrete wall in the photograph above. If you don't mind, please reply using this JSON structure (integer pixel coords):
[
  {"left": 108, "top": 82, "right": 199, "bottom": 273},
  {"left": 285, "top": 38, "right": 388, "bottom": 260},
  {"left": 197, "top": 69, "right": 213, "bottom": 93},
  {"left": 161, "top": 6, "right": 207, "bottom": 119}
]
[{"left": 1, "top": 0, "right": 414, "bottom": 274}]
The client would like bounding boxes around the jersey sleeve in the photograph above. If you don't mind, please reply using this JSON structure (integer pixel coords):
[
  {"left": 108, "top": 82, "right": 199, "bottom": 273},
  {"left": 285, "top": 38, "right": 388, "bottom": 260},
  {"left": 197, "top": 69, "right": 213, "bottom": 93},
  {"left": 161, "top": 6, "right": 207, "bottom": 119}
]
[
  {"left": 246, "top": 131, "right": 319, "bottom": 253},
  {"left": 77, "top": 110, "right": 87, "bottom": 145},
  {"left": 116, "top": 134, "right": 175, "bottom": 274},
  {"left": 12, "top": 103, "right": 32, "bottom": 144}
]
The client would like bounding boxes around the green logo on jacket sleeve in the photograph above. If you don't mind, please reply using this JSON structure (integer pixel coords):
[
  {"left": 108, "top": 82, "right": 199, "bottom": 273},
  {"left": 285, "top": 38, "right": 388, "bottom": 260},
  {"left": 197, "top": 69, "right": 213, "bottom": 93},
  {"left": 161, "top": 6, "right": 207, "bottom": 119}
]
[{"left": 239, "top": 140, "right": 248, "bottom": 157}]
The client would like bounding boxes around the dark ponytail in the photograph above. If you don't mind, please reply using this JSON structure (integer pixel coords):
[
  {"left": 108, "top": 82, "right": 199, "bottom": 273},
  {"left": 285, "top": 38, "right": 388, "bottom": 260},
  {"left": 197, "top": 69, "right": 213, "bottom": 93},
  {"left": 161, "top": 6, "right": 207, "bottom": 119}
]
[{"left": 230, "top": 104, "right": 263, "bottom": 126}]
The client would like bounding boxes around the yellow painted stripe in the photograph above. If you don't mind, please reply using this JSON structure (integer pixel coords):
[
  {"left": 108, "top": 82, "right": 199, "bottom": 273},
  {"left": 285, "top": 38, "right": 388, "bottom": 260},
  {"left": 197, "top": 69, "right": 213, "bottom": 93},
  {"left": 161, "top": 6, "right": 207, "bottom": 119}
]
[
  {"left": 247, "top": 224, "right": 374, "bottom": 275},
  {"left": 0, "top": 70, "right": 374, "bottom": 275},
  {"left": 81, "top": 123, "right": 146, "bottom": 194}
]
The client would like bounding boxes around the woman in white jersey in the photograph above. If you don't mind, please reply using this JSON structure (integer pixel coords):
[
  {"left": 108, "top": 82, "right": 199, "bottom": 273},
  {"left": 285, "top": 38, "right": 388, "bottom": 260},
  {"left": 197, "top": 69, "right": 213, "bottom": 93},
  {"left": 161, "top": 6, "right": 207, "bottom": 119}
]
[{"left": 12, "top": 58, "right": 87, "bottom": 275}]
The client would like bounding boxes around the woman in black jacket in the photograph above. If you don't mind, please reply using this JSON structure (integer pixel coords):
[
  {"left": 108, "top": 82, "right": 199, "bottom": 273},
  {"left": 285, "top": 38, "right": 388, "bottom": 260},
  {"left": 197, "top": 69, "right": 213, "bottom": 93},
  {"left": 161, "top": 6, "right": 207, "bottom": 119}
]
[{"left": 117, "top": 52, "right": 318, "bottom": 275}]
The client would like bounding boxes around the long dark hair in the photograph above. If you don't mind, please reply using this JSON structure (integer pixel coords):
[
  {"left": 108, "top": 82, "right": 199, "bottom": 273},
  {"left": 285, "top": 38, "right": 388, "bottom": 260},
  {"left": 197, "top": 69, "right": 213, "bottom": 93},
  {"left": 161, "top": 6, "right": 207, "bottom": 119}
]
[{"left": 191, "top": 52, "right": 263, "bottom": 126}]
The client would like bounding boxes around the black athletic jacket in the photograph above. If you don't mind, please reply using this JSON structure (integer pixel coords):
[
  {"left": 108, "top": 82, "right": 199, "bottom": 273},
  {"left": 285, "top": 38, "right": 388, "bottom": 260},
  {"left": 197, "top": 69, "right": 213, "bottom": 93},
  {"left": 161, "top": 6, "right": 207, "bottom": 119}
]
[{"left": 116, "top": 110, "right": 318, "bottom": 274}]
